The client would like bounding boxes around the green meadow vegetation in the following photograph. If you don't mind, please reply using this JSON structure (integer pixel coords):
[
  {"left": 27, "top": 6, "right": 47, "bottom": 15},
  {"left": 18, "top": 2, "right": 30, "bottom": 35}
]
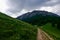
[
  {"left": 41, "top": 23, "right": 60, "bottom": 40},
  {"left": 0, "top": 12, "right": 37, "bottom": 40}
]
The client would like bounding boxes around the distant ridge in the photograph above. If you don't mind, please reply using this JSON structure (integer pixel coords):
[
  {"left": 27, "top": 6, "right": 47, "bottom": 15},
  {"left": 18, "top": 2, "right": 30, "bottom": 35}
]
[{"left": 17, "top": 10, "right": 60, "bottom": 26}]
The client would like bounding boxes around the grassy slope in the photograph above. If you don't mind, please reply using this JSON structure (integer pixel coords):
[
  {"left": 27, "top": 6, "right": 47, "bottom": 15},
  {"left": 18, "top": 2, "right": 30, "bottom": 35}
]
[
  {"left": 41, "top": 23, "right": 60, "bottom": 40},
  {"left": 0, "top": 12, "right": 37, "bottom": 40}
]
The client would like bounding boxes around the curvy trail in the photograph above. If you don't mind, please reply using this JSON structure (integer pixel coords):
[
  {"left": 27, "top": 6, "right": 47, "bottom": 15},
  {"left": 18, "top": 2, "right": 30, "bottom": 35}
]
[{"left": 37, "top": 28, "right": 54, "bottom": 40}]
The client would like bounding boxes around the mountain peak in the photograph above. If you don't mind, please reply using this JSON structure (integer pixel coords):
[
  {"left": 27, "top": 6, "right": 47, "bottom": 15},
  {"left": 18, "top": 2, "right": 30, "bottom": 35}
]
[
  {"left": 17, "top": 10, "right": 59, "bottom": 20},
  {"left": 17, "top": 10, "right": 60, "bottom": 25}
]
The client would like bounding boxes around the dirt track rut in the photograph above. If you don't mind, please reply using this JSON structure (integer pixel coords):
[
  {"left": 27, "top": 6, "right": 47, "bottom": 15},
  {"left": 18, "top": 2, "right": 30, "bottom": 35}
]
[{"left": 37, "top": 28, "right": 54, "bottom": 40}]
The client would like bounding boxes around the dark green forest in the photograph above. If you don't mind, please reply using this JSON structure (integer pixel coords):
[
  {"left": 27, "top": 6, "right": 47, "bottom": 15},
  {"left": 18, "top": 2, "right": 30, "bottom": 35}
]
[{"left": 17, "top": 10, "right": 60, "bottom": 29}]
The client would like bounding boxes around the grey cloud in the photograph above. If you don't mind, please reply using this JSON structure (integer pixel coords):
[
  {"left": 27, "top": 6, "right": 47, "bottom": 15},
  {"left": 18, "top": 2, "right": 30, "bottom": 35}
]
[
  {"left": 7, "top": 0, "right": 50, "bottom": 13},
  {"left": 44, "top": 0, "right": 60, "bottom": 6},
  {"left": 7, "top": 0, "right": 25, "bottom": 13},
  {"left": 6, "top": 0, "right": 60, "bottom": 16},
  {"left": 24, "top": 0, "right": 50, "bottom": 8}
]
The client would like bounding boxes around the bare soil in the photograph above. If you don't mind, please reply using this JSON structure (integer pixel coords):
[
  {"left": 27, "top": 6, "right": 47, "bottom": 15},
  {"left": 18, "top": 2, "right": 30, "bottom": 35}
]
[{"left": 37, "top": 28, "right": 54, "bottom": 40}]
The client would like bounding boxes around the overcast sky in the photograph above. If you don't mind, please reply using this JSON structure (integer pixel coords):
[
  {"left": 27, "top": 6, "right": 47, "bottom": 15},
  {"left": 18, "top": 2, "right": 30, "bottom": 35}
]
[{"left": 0, "top": 0, "right": 60, "bottom": 18}]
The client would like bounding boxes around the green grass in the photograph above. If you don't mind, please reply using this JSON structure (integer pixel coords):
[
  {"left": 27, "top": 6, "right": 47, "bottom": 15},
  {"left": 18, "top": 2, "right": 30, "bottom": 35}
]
[
  {"left": 41, "top": 23, "right": 60, "bottom": 40},
  {"left": 0, "top": 12, "right": 37, "bottom": 40}
]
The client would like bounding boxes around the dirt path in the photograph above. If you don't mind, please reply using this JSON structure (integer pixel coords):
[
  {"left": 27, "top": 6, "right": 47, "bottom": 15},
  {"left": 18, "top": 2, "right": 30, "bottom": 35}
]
[{"left": 37, "top": 28, "right": 54, "bottom": 40}]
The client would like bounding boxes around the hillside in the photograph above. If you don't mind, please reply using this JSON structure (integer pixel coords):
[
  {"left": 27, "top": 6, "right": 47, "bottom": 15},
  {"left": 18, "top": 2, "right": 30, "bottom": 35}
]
[
  {"left": 0, "top": 12, "right": 37, "bottom": 40},
  {"left": 17, "top": 10, "right": 60, "bottom": 27},
  {"left": 17, "top": 10, "right": 60, "bottom": 40},
  {"left": 41, "top": 23, "right": 60, "bottom": 40}
]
